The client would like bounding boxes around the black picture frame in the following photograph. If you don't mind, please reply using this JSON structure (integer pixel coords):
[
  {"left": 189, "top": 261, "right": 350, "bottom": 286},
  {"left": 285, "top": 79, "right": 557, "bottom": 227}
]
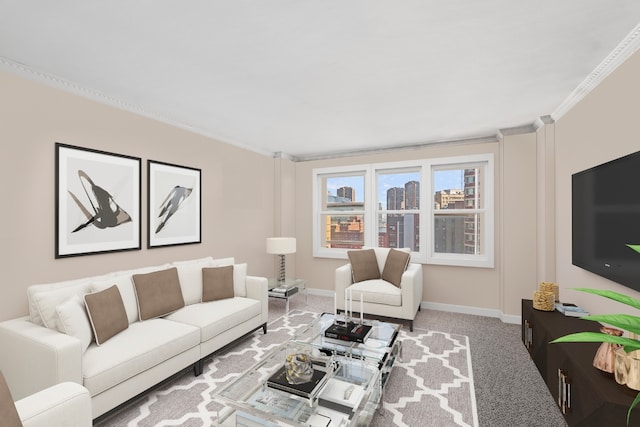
[
  {"left": 55, "top": 143, "right": 142, "bottom": 258},
  {"left": 147, "top": 160, "right": 201, "bottom": 248}
]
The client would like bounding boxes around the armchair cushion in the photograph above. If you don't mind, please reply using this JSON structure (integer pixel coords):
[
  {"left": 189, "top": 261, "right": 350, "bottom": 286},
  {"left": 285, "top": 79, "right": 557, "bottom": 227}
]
[
  {"left": 349, "top": 280, "right": 402, "bottom": 306},
  {"left": 0, "top": 371, "right": 22, "bottom": 427},
  {"left": 347, "top": 249, "right": 380, "bottom": 282},
  {"left": 381, "top": 249, "right": 411, "bottom": 287}
]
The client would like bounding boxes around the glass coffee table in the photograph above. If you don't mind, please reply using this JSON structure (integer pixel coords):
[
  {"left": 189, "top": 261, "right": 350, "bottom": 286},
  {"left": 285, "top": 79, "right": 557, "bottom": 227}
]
[
  {"left": 215, "top": 315, "right": 401, "bottom": 426},
  {"left": 292, "top": 313, "right": 402, "bottom": 390},
  {"left": 215, "top": 341, "right": 382, "bottom": 426}
]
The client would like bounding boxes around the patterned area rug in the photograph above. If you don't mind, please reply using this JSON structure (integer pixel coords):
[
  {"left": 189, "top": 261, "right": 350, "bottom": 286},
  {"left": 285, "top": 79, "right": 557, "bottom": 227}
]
[{"left": 96, "top": 310, "right": 478, "bottom": 427}]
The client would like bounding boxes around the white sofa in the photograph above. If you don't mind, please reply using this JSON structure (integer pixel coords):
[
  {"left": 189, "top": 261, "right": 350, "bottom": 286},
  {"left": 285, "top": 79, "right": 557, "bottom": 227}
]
[{"left": 0, "top": 256, "right": 268, "bottom": 419}]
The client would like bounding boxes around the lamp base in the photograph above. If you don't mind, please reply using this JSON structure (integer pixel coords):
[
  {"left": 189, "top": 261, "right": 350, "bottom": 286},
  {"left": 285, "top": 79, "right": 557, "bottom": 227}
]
[{"left": 278, "top": 254, "right": 286, "bottom": 283}]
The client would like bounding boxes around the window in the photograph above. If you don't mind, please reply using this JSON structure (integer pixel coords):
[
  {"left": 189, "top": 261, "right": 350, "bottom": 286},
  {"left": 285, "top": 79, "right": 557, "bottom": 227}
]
[
  {"left": 428, "top": 154, "right": 494, "bottom": 267},
  {"left": 314, "top": 169, "right": 366, "bottom": 252},
  {"left": 376, "top": 169, "right": 421, "bottom": 253},
  {"left": 313, "top": 154, "right": 493, "bottom": 268}
]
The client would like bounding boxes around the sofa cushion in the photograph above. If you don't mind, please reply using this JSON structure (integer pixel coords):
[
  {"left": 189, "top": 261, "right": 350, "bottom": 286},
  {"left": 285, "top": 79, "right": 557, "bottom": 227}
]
[
  {"left": 91, "top": 274, "right": 139, "bottom": 324},
  {"left": 348, "top": 249, "right": 380, "bottom": 283},
  {"left": 232, "top": 263, "right": 248, "bottom": 297},
  {"left": 132, "top": 267, "right": 185, "bottom": 321},
  {"left": 347, "top": 280, "right": 402, "bottom": 307},
  {"left": 27, "top": 275, "right": 109, "bottom": 327},
  {"left": 165, "top": 297, "right": 261, "bottom": 343},
  {"left": 381, "top": 248, "right": 411, "bottom": 287},
  {"left": 172, "top": 257, "right": 215, "bottom": 305},
  {"left": 82, "top": 319, "right": 200, "bottom": 396},
  {"left": 0, "top": 371, "right": 22, "bottom": 427},
  {"left": 202, "top": 266, "right": 234, "bottom": 302},
  {"left": 55, "top": 295, "right": 93, "bottom": 353},
  {"left": 30, "top": 281, "right": 93, "bottom": 329},
  {"left": 84, "top": 285, "right": 129, "bottom": 345}
]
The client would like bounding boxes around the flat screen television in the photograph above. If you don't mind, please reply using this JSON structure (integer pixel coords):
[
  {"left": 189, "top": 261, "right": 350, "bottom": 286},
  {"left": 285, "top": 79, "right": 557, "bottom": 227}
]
[{"left": 572, "top": 150, "right": 640, "bottom": 292}]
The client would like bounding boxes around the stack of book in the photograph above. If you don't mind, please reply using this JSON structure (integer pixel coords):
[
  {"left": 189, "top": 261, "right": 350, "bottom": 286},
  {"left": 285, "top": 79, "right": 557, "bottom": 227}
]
[
  {"left": 324, "top": 321, "right": 372, "bottom": 344},
  {"left": 266, "top": 365, "right": 328, "bottom": 400},
  {"left": 555, "top": 302, "right": 589, "bottom": 317},
  {"left": 269, "top": 286, "right": 299, "bottom": 298}
]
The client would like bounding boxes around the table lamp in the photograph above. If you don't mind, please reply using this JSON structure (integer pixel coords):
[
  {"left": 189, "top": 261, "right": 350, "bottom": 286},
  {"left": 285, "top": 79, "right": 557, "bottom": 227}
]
[{"left": 266, "top": 237, "right": 296, "bottom": 283}]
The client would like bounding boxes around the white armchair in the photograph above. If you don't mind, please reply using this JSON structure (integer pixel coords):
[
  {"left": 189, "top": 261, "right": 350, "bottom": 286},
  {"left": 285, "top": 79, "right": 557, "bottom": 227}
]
[
  {"left": 335, "top": 248, "right": 423, "bottom": 331},
  {"left": 1, "top": 369, "right": 91, "bottom": 427}
]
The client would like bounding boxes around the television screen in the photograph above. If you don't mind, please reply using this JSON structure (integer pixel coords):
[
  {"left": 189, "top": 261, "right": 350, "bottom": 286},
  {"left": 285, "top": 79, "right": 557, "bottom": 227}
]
[{"left": 572, "top": 150, "right": 640, "bottom": 291}]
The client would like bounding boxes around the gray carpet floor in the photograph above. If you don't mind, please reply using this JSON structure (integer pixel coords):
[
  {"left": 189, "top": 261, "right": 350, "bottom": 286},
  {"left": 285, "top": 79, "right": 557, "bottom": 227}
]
[
  {"left": 94, "top": 293, "right": 568, "bottom": 426},
  {"left": 276, "top": 293, "right": 568, "bottom": 427}
]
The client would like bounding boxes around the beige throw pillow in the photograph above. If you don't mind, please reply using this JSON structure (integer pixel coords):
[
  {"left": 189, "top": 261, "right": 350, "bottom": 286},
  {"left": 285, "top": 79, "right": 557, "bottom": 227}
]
[
  {"left": 348, "top": 249, "right": 380, "bottom": 283},
  {"left": 132, "top": 267, "right": 185, "bottom": 321},
  {"left": 202, "top": 265, "right": 235, "bottom": 302},
  {"left": 0, "top": 371, "right": 22, "bottom": 427},
  {"left": 381, "top": 248, "right": 411, "bottom": 287},
  {"left": 84, "top": 285, "right": 129, "bottom": 346}
]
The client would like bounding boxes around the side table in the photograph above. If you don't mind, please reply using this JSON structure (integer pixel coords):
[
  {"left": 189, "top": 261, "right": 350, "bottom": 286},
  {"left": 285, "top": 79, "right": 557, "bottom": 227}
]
[{"left": 267, "top": 278, "right": 307, "bottom": 313}]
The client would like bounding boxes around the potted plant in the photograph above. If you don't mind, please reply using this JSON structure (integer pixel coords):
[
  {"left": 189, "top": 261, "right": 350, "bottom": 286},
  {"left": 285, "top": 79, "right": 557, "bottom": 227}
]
[{"left": 551, "top": 244, "right": 640, "bottom": 425}]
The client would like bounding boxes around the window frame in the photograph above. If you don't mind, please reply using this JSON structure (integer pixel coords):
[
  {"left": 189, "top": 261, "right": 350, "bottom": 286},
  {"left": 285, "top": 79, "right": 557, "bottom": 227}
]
[{"left": 312, "top": 154, "right": 494, "bottom": 268}]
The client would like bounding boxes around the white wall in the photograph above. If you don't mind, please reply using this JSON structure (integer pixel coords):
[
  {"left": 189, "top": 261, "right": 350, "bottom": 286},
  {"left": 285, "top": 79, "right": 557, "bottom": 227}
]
[
  {"left": 554, "top": 48, "right": 640, "bottom": 315},
  {"left": 295, "top": 140, "right": 536, "bottom": 316},
  {"left": 0, "top": 70, "right": 276, "bottom": 321}
]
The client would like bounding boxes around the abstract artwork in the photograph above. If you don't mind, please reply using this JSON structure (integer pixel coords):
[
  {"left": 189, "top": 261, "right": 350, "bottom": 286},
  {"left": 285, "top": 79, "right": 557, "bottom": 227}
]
[
  {"left": 55, "top": 143, "right": 141, "bottom": 258},
  {"left": 148, "top": 160, "right": 201, "bottom": 248}
]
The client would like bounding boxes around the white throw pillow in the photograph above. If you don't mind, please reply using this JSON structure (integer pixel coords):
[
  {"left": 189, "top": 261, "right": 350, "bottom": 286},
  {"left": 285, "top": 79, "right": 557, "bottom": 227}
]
[
  {"left": 27, "top": 275, "right": 107, "bottom": 326},
  {"left": 172, "top": 257, "right": 215, "bottom": 305},
  {"left": 233, "top": 263, "right": 248, "bottom": 297},
  {"left": 55, "top": 294, "right": 93, "bottom": 352},
  {"left": 32, "top": 282, "right": 92, "bottom": 329}
]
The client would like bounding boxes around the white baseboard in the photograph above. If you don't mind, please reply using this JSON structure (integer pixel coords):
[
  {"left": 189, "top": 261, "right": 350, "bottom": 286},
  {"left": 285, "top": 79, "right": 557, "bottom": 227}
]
[
  {"left": 422, "top": 301, "right": 521, "bottom": 325},
  {"left": 306, "top": 289, "right": 522, "bottom": 325}
]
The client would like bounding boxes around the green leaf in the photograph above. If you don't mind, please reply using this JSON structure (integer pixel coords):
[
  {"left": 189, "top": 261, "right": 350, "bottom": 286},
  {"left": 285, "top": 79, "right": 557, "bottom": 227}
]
[
  {"left": 550, "top": 332, "right": 640, "bottom": 351},
  {"left": 572, "top": 288, "right": 640, "bottom": 311},
  {"left": 627, "top": 244, "right": 640, "bottom": 255},
  {"left": 581, "top": 314, "right": 640, "bottom": 336},
  {"left": 628, "top": 392, "right": 640, "bottom": 426}
]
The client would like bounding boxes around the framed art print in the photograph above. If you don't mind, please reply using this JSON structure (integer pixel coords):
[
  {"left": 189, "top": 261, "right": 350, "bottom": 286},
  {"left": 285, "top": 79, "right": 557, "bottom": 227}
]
[
  {"left": 55, "top": 143, "right": 141, "bottom": 258},
  {"left": 148, "top": 160, "right": 201, "bottom": 248}
]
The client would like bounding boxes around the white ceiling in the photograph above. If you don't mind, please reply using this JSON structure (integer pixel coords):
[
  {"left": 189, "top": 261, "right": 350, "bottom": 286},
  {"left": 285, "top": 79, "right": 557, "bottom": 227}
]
[{"left": 1, "top": 2, "right": 640, "bottom": 160}]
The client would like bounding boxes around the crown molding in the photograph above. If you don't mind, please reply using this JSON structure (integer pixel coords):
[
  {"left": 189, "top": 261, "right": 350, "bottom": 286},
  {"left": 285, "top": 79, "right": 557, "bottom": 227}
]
[
  {"left": 0, "top": 56, "right": 275, "bottom": 158},
  {"left": 294, "top": 134, "right": 500, "bottom": 162},
  {"left": 551, "top": 22, "right": 640, "bottom": 121}
]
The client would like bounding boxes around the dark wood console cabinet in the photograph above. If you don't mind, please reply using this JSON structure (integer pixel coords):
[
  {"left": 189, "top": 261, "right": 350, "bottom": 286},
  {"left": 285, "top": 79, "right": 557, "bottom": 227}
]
[{"left": 521, "top": 299, "right": 640, "bottom": 426}]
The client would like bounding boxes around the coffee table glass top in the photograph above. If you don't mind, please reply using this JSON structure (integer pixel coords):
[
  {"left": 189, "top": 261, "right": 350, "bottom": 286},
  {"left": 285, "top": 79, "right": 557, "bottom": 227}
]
[
  {"left": 215, "top": 340, "right": 382, "bottom": 426},
  {"left": 292, "top": 313, "right": 401, "bottom": 366}
]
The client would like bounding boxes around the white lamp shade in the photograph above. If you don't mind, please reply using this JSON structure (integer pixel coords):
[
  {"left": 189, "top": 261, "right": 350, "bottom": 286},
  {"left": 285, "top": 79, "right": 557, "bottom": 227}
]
[{"left": 266, "top": 237, "right": 296, "bottom": 254}]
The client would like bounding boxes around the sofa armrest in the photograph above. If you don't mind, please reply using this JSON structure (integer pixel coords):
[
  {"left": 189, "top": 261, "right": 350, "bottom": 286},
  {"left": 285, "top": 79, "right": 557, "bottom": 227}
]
[
  {"left": 335, "top": 263, "right": 353, "bottom": 311},
  {"left": 400, "top": 263, "right": 423, "bottom": 317},
  {"left": 15, "top": 382, "right": 91, "bottom": 427},
  {"left": 246, "top": 275, "right": 268, "bottom": 323},
  {"left": 0, "top": 317, "right": 83, "bottom": 400}
]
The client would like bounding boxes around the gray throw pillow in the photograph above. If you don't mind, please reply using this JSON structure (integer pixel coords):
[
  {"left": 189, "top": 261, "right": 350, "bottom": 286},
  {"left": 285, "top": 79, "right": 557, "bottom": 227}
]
[
  {"left": 202, "top": 265, "right": 235, "bottom": 302},
  {"left": 84, "top": 285, "right": 129, "bottom": 345},
  {"left": 0, "top": 371, "right": 22, "bottom": 427},
  {"left": 132, "top": 267, "right": 185, "bottom": 321},
  {"left": 381, "top": 248, "right": 411, "bottom": 287},
  {"left": 348, "top": 249, "right": 380, "bottom": 283}
]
